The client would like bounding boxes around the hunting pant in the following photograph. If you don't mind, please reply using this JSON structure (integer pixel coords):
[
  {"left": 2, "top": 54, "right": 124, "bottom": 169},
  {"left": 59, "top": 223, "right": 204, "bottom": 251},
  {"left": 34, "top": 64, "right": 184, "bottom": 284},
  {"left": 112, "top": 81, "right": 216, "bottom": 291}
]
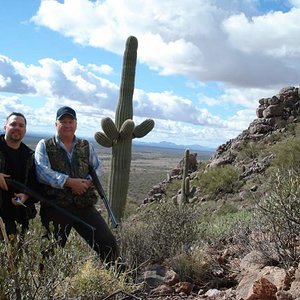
[
  {"left": 0, "top": 213, "right": 29, "bottom": 238},
  {"left": 40, "top": 204, "right": 119, "bottom": 263}
]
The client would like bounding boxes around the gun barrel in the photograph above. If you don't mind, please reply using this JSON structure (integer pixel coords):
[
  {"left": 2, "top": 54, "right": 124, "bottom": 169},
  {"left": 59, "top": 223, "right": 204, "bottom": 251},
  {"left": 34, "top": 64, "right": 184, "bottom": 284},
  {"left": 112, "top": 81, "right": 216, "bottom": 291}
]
[
  {"left": 89, "top": 166, "right": 118, "bottom": 228},
  {"left": 5, "top": 178, "right": 96, "bottom": 231}
]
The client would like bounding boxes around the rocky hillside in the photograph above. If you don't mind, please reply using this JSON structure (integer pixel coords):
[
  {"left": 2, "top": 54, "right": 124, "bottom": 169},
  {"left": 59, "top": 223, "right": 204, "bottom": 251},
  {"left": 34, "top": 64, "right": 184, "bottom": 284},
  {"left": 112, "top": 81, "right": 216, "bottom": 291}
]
[
  {"left": 144, "top": 86, "right": 300, "bottom": 208},
  {"left": 130, "top": 86, "right": 300, "bottom": 300},
  {"left": 209, "top": 85, "right": 300, "bottom": 172}
]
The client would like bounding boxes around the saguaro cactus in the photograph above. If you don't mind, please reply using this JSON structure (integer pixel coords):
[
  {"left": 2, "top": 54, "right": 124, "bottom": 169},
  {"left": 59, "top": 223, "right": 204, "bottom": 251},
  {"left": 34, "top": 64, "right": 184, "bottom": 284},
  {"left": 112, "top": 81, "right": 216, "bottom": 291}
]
[
  {"left": 181, "top": 148, "right": 190, "bottom": 204},
  {"left": 95, "top": 36, "right": 155, "bottom": 223}
]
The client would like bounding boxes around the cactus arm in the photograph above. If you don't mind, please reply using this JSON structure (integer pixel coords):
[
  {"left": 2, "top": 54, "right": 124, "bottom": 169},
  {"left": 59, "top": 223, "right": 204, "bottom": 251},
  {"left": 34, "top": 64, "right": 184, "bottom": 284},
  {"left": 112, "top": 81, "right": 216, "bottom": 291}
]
[
  {"left": 94, "top": 132, "right": 113, "bottom": 148},
  {"left": 119, "top": 119, "right": 135, "bottom": 140},
  {"left": 133, "top": 119, "right": 155, "bottom": 138},
  {"left": 101, "top": 117, "right": 119, "bottom": 140}
]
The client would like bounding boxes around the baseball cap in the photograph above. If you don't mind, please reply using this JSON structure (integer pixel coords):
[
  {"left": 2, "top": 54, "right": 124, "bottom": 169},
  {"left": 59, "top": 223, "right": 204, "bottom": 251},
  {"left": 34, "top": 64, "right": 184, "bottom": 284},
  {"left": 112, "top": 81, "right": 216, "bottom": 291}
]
[{"left": 56, "top": 106, "right": 77, "bottom": 120}]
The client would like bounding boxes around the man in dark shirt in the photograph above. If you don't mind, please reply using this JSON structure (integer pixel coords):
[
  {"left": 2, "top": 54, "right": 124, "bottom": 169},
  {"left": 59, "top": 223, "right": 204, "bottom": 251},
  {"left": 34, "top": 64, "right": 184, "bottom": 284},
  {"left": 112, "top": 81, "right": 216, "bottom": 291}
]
[{"left": 0, "top": 112, "right": 37, "bottom": 237}]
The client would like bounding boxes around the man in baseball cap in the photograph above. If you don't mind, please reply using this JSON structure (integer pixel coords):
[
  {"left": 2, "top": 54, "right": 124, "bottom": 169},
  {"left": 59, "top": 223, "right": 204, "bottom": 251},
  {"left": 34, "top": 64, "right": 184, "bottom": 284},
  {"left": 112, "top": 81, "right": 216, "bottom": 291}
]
[
  {"left": 35, "top": 106, "right": 119, "bottom": 264},
  {"left": 56, "top": 106, "right": 77, "bottom": 120}
]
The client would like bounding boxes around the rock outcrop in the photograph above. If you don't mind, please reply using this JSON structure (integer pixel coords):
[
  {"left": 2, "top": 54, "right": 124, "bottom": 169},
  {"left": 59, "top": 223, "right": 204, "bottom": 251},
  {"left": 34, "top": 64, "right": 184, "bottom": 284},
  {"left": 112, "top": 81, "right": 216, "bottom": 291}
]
[{"left": 207, "top": 86, "right": 299, "bottom": 181}]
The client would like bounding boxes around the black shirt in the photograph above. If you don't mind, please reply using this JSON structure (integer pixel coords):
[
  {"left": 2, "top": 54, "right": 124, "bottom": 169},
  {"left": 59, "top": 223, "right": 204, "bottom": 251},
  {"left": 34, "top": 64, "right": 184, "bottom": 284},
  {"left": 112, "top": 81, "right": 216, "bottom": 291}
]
[{"left": 0, "top": 135, "right": 36, "bottom": 223}]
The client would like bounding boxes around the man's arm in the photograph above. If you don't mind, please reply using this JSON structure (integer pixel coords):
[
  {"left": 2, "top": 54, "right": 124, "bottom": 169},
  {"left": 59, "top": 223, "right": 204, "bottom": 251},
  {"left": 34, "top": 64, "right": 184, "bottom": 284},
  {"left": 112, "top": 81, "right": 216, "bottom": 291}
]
[{"left": 89, "top": 143, "right": 102, "bottom": 177}]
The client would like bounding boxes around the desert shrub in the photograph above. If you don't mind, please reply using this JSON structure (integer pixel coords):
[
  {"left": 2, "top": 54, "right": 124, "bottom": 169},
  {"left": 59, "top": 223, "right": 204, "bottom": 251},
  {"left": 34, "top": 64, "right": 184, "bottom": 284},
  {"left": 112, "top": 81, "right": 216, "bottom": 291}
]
[
  {"left": 119, "top": 183, "right": 255, "bottom": 288},
  {"left": 0, "top": 221, "right": 85, "bottom": 299},
  {"left": 119, "top": 201, "right": 200, "bottom": 267},
  {"left": 285, "top": 122, "right": 300, "bottom": 136},
  {"left": 263, "top": 122, "right": 300, "bottom": 146},
  {"left": 271, "top": 135, "right": 300, "bottom": 171},
  {"left": 169, "top": 246, "right": 222, "bottom": 287},
  {"left": 198, "top": 165, "right": 240, "bottom": 196},
  {"left": 167, "top": 209, "right": 252, "bottom": 288},
  {"left": 198, "top": 210, "right": 253, "bottom": 248},
  {"left": 252, "top": 169, "right": 300, "bottom": 267},
  {"left": 263, "top": 131, "right": 283, "bottom": 144},
  {"left": 67, "top": 259, "right": 135, "bottom": 298},
  {"left": 236, "top": 141, "right": 264, "bottom": 160},
  {"left": 0, "top": 218, "right": 135, "bottom": 299},
  {"left": 197, "top": 160, "right": 209, "bottom": 173},
  {"left": 165, "top": 179, "right": 182, "bottom": 197},
  {"left": 216, "top": 203, "right": 239, "bottom": 215}
]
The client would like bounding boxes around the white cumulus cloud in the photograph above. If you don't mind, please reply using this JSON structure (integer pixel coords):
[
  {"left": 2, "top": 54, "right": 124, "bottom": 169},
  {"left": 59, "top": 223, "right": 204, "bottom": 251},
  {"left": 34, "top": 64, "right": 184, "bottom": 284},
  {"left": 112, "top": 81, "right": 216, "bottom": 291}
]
[{"left": 31, "top": 0, "right": 300, "bottom": 88}]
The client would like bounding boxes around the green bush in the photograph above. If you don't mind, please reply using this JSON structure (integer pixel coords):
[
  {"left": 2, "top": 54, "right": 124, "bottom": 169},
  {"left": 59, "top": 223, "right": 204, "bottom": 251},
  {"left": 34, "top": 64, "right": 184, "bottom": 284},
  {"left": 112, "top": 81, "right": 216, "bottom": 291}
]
[
  {"left": 253, "top": 169, "right": 300, "bottom": 267},
  {"left": 0, "top": 218, "right": 135, "bottom": 299},
  {"left": 167, "top": 209, "right": 252, "bottom": 288},
  {"left": 236, "top": 141, "right": 263, "bottom": 160},
  {"left": 169, "top": 246, "right": 221, "bottom": 286},
  {"left": 165, "top": 179, "right": 182, "bottom": 198},
  {"left": 198, "top": 209, "right": 253, "bottom": 248},
  {"left": 119, "top": 201, "right": 200, "bottom": 267},
  {"left": 271, "top": 135, "right": 300, "bottom": 171},
  {"left": 67, "top": 259, "right": 134, "bottom": 298},
  {"left": 198, "top": 165, "right": 240, "bottom": 196}
]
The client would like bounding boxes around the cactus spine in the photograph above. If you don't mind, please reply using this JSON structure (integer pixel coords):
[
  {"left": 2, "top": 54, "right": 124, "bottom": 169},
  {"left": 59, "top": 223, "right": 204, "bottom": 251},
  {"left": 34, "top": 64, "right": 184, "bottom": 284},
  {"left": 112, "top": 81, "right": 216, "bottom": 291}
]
[
  {"left": 181, "top": 148, "right": 190, "bottom": 204},
  {"left": 94, "top": 36, "right": 154, "bottom": 223}
]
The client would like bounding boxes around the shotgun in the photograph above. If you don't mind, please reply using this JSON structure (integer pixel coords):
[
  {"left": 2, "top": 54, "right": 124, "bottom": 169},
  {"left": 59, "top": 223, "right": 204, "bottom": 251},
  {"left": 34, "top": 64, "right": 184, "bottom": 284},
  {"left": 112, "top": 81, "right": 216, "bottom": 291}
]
[
  {"left": 5, "top": 178, "right": 96, "bottom": 231},
  {"left": 89, "top": 166, "right": 118, "bottom": 228}
]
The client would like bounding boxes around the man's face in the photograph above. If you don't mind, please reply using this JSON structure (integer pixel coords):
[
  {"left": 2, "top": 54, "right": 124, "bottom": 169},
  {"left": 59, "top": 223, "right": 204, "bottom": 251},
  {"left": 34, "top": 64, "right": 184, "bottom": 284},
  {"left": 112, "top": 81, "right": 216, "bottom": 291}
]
[
  {"left": 4, "top": 115, "right": 26, "bottom": 143},
  {"left": 56, "top": 115, "right": 77, "bottom": 138}
]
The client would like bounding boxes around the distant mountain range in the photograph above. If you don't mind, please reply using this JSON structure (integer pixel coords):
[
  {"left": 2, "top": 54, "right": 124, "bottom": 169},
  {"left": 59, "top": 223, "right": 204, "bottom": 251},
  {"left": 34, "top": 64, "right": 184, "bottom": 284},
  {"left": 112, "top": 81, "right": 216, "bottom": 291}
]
[
  {"left": 25, "top": 132, "right": 216, "bottom": 153},
  {"left": 133, "top": 140, "right": 215, "bottom": 152}
]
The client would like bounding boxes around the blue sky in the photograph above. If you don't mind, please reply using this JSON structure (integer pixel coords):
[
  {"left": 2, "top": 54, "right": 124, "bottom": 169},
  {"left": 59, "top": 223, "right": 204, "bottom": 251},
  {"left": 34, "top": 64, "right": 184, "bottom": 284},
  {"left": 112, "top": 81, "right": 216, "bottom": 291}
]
[{"left": 0, "top": 0, "right": 300, "bottom": 149}]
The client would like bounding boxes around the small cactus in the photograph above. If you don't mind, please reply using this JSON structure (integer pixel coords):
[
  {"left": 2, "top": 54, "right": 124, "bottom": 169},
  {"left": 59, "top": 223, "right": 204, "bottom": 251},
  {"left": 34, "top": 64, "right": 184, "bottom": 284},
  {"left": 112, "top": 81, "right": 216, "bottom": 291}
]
[
  {"left": 95, "top": 36, "right": 155, "bottom": 223},
  {"left": 181, "top": 149, "right": 191, "bottom": 204}
]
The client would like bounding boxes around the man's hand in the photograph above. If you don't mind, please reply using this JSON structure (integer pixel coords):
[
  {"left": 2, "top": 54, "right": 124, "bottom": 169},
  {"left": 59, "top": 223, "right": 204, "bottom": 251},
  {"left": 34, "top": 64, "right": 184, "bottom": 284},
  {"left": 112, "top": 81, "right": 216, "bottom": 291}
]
[
  {"left": 64, "top": 178, "right": 93, "bottom": 195},
  {"left": 0, "top": 173, "right": 10, "bottom": 191},
  {"left": 11, "top": 193, "right": 29, "bottom": 206}
]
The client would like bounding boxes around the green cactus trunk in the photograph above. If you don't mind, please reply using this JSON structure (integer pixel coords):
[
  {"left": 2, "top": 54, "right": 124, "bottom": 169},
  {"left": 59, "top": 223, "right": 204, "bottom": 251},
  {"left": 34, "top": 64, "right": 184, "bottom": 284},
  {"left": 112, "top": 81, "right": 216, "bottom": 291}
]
[
  {"left": 181, "top": 148, "right": 190, "bottom": 204},
  {"left": 109, "top": 140, "right": 132, "bottom": 219},
  {"left": 109, "top": 37, "right": 137, "bottom": 222},
  {"left": 94, "top": 36, "right": 154, "bottom": 224}
]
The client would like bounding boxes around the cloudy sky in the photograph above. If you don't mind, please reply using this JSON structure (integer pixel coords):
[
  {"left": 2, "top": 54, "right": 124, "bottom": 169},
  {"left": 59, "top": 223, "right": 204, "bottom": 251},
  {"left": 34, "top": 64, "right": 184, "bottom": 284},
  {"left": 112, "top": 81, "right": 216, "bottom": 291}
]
[{"left": 0, "top": 0, "right": 300, "bottom": 149}]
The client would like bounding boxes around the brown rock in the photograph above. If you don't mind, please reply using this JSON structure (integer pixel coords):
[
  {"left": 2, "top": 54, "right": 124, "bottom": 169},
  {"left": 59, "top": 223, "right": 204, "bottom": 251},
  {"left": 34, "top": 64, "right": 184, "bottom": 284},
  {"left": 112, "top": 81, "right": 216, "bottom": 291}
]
[
  {"left": 174, "top": 281, "right": 193, "bottom": 295},
  {"left": 248, "top": 277, "right": 277, "bottom": 300},
  {"left": 262, "top": 104, "right": 283, "bottom": 118},
  {"left": 289, "top": 263, "right": 300, "bottom": 298},
  {"left": 150, "top": 284, "right": 173, "bottom": 295},
  {"left": 256, "top": 107, "right": 264, "bottom": 118},
  {"left": 164, "top": 269, "right": 180, "bottom": 286},
  {"left": 236, "top": 265, "right": 290, "bottom": 300},
  {"left": 276, "top": 290, "right": 294, "bottom": 300}
]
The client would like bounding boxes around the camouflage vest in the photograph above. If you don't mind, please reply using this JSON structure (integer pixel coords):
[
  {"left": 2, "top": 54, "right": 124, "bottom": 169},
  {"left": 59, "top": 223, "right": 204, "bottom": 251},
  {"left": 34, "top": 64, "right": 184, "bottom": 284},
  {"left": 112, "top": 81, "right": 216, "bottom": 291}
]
[{"left": 43, "top": 137, "right": 98, "bottom": 208}]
